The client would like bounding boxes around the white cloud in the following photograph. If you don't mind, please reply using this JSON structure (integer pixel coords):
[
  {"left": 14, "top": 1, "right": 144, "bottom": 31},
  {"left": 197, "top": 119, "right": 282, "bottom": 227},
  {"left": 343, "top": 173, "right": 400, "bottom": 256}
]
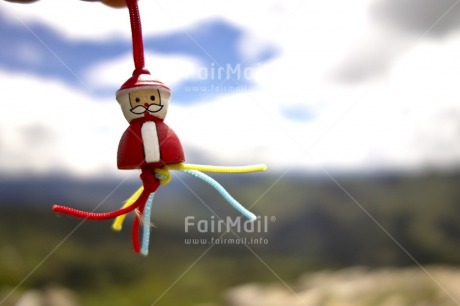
[
  {"left": 84, "top": 52, "right": 201, "bottom": 90},
  {"left": 236, "top": 31, "right": 276, "bottom": 62},
  {"left": 1, "top": 0, "right": 460, "bottom": 177},
  {"left": 0, "top": 71, "right": 126, "bottom": 177}
]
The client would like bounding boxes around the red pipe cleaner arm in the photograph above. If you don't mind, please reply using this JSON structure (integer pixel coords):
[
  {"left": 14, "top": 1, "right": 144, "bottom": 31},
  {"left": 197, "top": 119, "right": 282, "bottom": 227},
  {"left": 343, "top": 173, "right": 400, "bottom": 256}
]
[
  {"left": 132, "top": 216, "right": 141, "bottom": 252},
  {"left": 51, "top": 178, "right": 156, "bottom": 221},
  {"left": 129, "top": 171, "right": 161, "bottom": 253},
  {"left": 132, "top": 198, "right": 147, "bottom": 253},
  {"left": 52, "top": 200, "right": 141, "bottom": 220}
]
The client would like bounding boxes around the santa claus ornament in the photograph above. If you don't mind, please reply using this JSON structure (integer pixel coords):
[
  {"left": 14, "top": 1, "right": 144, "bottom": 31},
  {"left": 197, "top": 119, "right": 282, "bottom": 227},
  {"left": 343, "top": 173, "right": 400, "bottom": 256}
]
[{"left": 52, "top": 0, "right": 266, "bottom": 255}]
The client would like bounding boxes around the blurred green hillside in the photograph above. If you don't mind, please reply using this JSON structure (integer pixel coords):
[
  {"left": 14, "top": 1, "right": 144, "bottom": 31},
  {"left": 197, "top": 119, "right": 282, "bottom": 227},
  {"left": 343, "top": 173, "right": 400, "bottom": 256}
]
[{"left": 0, "top": 170, "right": 459, "bottom": 305}]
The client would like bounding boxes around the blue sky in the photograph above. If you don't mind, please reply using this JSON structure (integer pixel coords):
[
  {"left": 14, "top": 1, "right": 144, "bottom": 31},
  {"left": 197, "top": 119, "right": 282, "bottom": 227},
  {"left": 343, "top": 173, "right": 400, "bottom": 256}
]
[
  {"left": 0, "top": 11, "right": 277, "bottom": 103},
  {"left": 1, "top": 0, "right": 460, "bottom": 177}
]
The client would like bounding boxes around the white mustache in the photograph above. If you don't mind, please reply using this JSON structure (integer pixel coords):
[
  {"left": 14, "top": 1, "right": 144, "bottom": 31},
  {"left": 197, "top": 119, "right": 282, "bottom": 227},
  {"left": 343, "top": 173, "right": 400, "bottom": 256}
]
[{"left": 130, "top": 104, "right": 164, "bottom": 114}]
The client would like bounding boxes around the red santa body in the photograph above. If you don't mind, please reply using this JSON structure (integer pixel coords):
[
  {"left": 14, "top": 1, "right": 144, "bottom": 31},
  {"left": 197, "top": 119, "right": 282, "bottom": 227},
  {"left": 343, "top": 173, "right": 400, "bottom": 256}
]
[{"left": 117, "top": 115, "right": 185, "bottom": 169}]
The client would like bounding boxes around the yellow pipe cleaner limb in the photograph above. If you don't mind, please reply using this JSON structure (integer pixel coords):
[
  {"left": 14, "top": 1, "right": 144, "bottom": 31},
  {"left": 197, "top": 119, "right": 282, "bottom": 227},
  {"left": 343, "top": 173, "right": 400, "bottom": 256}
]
[
  {"left": 167, "top": 163, "right": 267, "bottom": 173},
  {"left": 112, "top": 186, "right": 143, "bottom": 231},
  {"left": 111, "top": 163, "right": 267, "bottom": 231}
]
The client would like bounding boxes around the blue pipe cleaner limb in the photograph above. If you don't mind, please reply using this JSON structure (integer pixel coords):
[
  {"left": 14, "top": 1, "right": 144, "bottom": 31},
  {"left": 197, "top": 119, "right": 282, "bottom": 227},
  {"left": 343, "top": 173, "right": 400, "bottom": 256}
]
[
  {"left": 141, "top": 192, "right": 155, "bottom": 256},
  {"left": 181, "top": 169, "right": 257, "bottom": 221}
]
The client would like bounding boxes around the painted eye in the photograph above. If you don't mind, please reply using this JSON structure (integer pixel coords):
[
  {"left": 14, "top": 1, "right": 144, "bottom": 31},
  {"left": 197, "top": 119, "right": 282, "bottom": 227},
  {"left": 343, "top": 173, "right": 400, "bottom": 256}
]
[
  {"left": 135, "top": 97, "right": 140, "bottom": 103},
  {"left": 150, "top": 96, "right": 156, "bottom": 101}
]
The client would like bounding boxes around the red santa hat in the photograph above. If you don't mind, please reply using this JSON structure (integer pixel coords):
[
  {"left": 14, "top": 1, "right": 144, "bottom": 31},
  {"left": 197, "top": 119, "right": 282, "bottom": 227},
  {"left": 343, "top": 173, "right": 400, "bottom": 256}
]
[{"left": 116, "top": 68, "right": 171, "bottom": 98}]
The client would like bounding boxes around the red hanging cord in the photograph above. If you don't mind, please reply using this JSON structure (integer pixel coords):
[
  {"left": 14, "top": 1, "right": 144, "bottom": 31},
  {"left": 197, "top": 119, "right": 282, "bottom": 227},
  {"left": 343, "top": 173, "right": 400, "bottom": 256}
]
[{"left": 126, "top": 0, "right": 147, "bottom": 75}]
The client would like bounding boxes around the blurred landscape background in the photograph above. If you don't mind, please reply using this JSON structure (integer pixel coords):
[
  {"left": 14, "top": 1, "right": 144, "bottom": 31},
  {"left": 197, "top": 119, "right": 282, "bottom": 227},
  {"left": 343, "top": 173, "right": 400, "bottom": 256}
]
[
  {"left": 1, "top": 170, "right": 460, "bottom": 305},
  {"left": 1, "top": 0, "right": 460, "bottom": 305}
]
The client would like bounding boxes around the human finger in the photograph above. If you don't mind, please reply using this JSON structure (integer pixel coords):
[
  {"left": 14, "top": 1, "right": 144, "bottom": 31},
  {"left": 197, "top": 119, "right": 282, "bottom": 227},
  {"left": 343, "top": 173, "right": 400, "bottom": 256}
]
[{"left": 3, "top": 0, "right": 128, "bottom": 8}]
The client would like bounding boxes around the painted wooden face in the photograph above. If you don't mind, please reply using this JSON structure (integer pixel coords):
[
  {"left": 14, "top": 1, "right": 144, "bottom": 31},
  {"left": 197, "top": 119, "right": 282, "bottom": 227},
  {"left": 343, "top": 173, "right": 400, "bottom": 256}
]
[
  {"left": 128, "top": 88, "right": 163, "bottom": 115},
  {"left": 117, "top": 86, "right": 170, "bottom": 123}
]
